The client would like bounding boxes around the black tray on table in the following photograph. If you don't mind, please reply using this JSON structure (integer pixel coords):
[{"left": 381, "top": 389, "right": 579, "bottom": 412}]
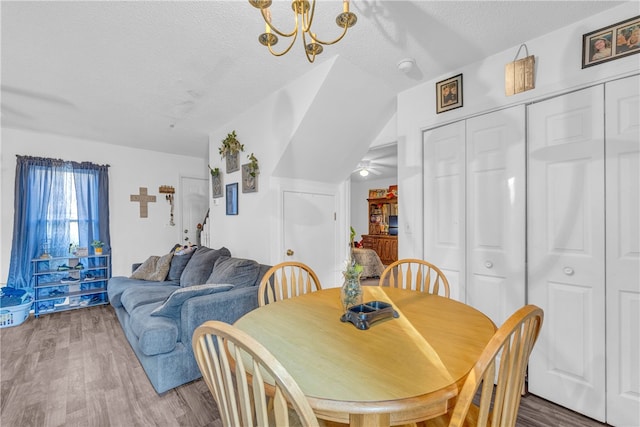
[{"left": 340, "top": 301, "right": 399, "bottom": 330}]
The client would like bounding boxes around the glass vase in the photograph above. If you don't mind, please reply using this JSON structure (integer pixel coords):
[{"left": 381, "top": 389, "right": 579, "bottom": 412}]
[{"left": 340, "top": 272, "right": 363, "bottom": 313}]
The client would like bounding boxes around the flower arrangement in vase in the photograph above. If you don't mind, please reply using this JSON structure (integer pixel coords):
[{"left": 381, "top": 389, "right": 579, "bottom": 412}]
[{"left": 340, "top": 227, "right": 364, "bottom": 313}]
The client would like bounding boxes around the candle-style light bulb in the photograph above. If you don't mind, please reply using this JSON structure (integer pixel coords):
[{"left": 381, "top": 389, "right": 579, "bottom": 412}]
[{"left": 265, "top": 7, "right": 272, "bottom": 33}]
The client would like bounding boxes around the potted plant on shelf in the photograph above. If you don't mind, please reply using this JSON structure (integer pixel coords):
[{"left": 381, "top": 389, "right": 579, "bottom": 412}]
[
  {"left": 218, "top": 130, "right": 244, "bottom": 173},
  {"left": 91, "top": 240, "right": 104, "bottom": 255}
]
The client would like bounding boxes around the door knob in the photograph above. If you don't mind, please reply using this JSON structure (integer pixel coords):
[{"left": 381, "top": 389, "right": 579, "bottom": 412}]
[
  {"left": 184, "top": 229, "right": 188, "bottom": 234},
  {"left": 484, "top": 261, "right": 493, "bottom": 269},
  {"left": 286, "top": 249, "right": 294, "bottom": 256},
  {"left": 563, "top": 267, "right": 574, "bottom": 276}
]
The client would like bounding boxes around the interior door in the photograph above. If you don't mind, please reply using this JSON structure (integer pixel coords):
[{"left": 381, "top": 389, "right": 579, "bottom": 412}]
[
  {"left": 527, "top": 86, "right": 606, "bottom": 421},
  {"left": 605, "top": 75, "right": 640, "bottom": 427},
  {"left": 466, "top": 106, "right": 525, "bottom": 326},
  {"left": 180, "top": 176, "right": 208, "bottom": 245},
  {"left": 283, "top": 190, "right": 336, "bottom": 288},
  {"left": 423, "top": 121, "right": 466, "bottom": 301}
]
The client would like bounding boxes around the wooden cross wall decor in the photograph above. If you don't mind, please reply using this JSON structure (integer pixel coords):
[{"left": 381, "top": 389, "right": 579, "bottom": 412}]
[{"left": 130, "top": 187, "right": 157, "bottom": 218}]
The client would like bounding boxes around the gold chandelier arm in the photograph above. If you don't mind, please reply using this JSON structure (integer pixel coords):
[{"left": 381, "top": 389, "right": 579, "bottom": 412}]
[
  {"left": 308, "top": 23, "right": 350, "bottom": 46},
  {"left": 260, "top": 7, "right": 297, "bottom": 38},
  {"left": 301, "top": 0, "right": 316, "bottom": 33},
  {"left": 266, "top": 30, "right": 299, "bottom": 57},
  {"left": 302, "top": 31, "right": 319, "bottom": 63}
]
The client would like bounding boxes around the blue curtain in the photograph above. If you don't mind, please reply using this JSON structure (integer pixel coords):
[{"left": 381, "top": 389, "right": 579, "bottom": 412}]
[{"left": 7, "top": 156, "right": 110, "bottom": 290}]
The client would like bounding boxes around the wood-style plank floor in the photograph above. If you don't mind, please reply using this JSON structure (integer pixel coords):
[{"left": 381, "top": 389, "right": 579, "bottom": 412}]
[{"left": 1, "top": 305, "right": 609, "bottom": 427}]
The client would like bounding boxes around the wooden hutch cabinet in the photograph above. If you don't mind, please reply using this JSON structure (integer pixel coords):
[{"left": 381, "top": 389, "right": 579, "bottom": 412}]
[{"left": 362, "top": 193, "right": 398, "bottom": 265}]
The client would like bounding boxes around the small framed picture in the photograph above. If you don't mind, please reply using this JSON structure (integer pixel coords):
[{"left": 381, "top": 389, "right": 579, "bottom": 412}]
[
  {"left": 241, "top": 163, "right": 258, "bottom": 193},
  {"left": 225, "top": 183, "right": 238, "bottom": 215},
  {"left": 582, "top": 15, "right": 640, "bottom": 68},
  {"left": 436, "top": 74, "right": 463, "bottom": 114}
]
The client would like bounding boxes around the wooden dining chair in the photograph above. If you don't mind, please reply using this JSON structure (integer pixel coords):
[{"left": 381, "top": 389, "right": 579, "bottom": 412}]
[
  {"left": 193, "top": 320, "right": 320, "bottom": 427},
  {"left": 378, "top": 258, "right": 450, "bottom": 298},
  {"left": 258, "top": 261, "right": 322, "bottom": 306},
  {"left": 423, "top": 304, "right": 544, "bottom": 427}
]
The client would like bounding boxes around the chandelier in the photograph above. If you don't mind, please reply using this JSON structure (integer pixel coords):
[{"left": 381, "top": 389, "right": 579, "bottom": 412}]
[{"left": 248, "top": 0, "right": 357, "bottom": 63}]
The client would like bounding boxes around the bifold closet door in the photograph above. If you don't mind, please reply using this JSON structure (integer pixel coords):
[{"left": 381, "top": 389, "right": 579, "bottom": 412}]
[
  {"left": 465, "top": 106, "right": 525, "bottom": 326},
  {"left": 527, "top": 85, "right": 606, "bottom": 421},
  {"left": 423, "top": 121, "right": 466, "bottom": 301},
  {"left": 423, "top": 107, "right": 525, "bottom": 310},
  {"left": 605, "top": 75, "right": 639, "bottom": 427}
]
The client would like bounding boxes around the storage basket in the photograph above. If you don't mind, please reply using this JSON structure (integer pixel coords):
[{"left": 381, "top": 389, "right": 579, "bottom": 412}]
[{"left": 0, "top": 288, "right": 33, "bottom": 328}]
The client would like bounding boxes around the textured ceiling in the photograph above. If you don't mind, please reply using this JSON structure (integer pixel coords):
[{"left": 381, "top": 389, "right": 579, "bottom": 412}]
[{"left": 1, "top": 1, "right": 623, "bottom": 162}]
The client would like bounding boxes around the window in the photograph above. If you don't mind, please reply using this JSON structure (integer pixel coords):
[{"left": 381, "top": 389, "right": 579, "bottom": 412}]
[{"left": 7, "top": 156, "right": 111, "bottom": 290}]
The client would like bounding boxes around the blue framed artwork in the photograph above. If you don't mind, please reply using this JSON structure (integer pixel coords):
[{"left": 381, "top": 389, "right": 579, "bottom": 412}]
[{"left": 226, "top": 183, "right": 238, "bottom": 215}]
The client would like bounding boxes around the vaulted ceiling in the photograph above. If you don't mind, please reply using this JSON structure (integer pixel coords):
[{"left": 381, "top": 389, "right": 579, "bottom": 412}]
[{"left": 2, "top": 1, "right": 623, "bottom": 163}]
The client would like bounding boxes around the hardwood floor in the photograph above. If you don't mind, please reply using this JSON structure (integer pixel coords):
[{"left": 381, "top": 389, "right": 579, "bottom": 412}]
[{"left": 1, "top": 305, "right": 609, "bottom": 427}]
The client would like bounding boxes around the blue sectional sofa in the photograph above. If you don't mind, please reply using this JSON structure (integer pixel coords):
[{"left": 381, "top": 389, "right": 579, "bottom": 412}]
[{"left": 107, "top": 245, "right": 270, "bottom": 394}]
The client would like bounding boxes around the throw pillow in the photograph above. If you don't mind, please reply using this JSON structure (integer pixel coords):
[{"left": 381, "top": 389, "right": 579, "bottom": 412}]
[
  {"left": 180, "top": 246, "right": 231, "bottom": 287},
  {"left": 130, "top": 253, "right": 173, "bottom": 281},
  {"left": 167, "top": 249, "right": 195, "bottom": 282},
  {"left": 207, "top": 256, "right": 260, "bottom": 289},
  {"left": 150, "top": 283, "right": 233, "bottom": 318}
]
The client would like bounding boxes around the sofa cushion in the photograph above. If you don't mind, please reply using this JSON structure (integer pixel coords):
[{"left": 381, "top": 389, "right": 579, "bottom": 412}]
[
  {"left": 166, "top": 250, "right": 195, "bottom": 282},
  {"left": 130, "top": 253, "right": 173, "bottom": 281},
  {"left": 207, "top": 256, "right": 261, "bottom": 289},
  {"left": 180, "top": 246, "right": 231, "bottom": 287},
  {"left": 107, "top": 277, "right": 179, "bottom": 308},
  {"left": 121, "top": 285, "right": 179, "bottom": 313},
  {"left": 129, "top": 302, "right": 179, "bottom": 356},
  {"left": 150, "top": 283, "right": 233, "bottom": 318}
]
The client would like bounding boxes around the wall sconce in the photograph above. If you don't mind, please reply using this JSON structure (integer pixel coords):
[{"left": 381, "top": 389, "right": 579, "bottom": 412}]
[{"left": 159, "top": 185, "right": 176, "bottom": 226}]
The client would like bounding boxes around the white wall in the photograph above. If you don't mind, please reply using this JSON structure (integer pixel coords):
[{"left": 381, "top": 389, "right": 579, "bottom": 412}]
[
  {"left": 206, "top": 60, "right": 348, "bottom": 269},
  {"left": 350, "top": 176, "right": 396, "bottom": 241},
  {"left": 0, "top": 128, "right": 207, "bottom": 280},
  {"left": 396, "top": 2, "right": 640, "bottom": 260}
]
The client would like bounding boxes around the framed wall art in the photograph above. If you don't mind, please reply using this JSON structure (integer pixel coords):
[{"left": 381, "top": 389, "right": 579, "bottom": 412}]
[
  {"left": 241, "top": 163, "right": 258, "bottom": 193},
  {"left": 582, "top": 15, "right": 640, "bottom": 68},
  {"left": 436, "top": 73, "right": 463, "bottom": 114},
  {"left": 226, "top": 183, "right": 238, "bottom": 215}
]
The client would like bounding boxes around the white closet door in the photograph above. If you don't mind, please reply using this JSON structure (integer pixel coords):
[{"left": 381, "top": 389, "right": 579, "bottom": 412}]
[
  {"left": 605, "top": 75, "right": 640, "bottom": 427},
  {"left": 466, "top": 106, "right": 525, "bottom": 326},
  {"left": 423, "top": 121, "right": 466, "bottom": 301},
  {"left": 528, "top": 86, "right": 606, "bottom": 421}
]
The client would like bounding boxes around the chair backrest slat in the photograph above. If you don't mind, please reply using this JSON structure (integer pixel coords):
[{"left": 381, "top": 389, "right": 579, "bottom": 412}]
[
  {"left": 447, "top": 305, "right": 544, "bottom": 427},
  {"left": 259, "top": 262, "right": 322, "bottom": 306},
  {"left": 193, "top": 320, "right": 320, "bottom": 427},
  {"left": 379, "top": 258, "right": 450, "bottom": 298}
]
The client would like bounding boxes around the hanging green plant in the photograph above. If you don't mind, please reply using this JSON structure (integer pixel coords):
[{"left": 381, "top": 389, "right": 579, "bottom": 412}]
[
  {"left": 218, "top": 131, "right": 244, "bottom": 159},
  {"left": 247, "top": 153, "right": 259, "bottom": 177},
  {"left": 208, "top": 165, "right": 220, "bottom": 177}
]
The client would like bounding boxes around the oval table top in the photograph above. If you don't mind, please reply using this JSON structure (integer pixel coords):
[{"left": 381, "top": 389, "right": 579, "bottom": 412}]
[{"left": 234, "top": 286, "right": 496, "bottom": 426}]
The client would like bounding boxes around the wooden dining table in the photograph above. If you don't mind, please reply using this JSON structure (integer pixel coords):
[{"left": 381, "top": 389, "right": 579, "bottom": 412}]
[{"left": 234, "top": 286, "right": 496, "bottom": 426}]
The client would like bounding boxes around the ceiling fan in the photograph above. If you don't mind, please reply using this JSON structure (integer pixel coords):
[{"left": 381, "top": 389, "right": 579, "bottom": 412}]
[{"left": 354, "top": 160, "right": 383, "bottom": 177}]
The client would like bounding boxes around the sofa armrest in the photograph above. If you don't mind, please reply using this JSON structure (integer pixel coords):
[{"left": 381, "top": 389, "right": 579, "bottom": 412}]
[{"left": 180, "top": 286, "right": 258, "bottom": 348}]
